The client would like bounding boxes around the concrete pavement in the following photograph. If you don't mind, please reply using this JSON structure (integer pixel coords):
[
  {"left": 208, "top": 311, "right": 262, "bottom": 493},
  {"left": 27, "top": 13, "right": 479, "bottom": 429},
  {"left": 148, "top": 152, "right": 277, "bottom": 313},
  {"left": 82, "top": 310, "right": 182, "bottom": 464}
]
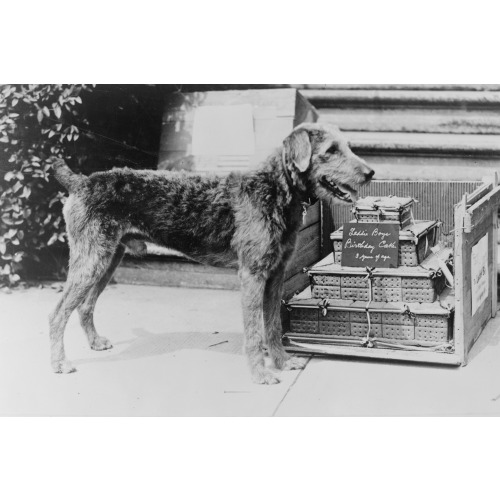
[{"left": 1, "top": 283, "right": 500, "bottom": 416}]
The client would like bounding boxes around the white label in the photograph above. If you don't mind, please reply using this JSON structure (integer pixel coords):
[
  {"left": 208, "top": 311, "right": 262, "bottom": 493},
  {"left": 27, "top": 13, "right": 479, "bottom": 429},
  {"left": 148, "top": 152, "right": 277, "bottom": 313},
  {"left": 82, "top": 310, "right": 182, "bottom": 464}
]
[{"left": 471, "top": 233, "right": 489, "bottom": 316}]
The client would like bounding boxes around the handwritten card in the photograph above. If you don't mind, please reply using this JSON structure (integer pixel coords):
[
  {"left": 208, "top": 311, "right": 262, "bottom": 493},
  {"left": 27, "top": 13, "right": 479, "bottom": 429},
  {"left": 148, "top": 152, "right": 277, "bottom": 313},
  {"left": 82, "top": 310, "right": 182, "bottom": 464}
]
[{"left": 342, "top": 223, "right": 399, "bottom": 268}]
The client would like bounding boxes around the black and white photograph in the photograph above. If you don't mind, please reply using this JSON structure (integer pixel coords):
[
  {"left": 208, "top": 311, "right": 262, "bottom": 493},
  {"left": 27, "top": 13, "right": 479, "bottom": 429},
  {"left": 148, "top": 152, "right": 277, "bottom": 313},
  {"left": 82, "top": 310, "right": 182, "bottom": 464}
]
[
  {"left": 2, "top": 3, "right": 500, "bottom": 499},
  {"left": 3, "top": 83, "right": 500, "bottom": 417}
]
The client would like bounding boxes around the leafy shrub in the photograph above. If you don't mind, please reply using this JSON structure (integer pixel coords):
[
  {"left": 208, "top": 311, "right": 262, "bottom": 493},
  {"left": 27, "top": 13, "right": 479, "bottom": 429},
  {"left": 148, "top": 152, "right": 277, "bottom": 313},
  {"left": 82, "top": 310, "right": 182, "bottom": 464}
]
[{"left": 0, "top": 84, "right": 91, "bottom": 286}]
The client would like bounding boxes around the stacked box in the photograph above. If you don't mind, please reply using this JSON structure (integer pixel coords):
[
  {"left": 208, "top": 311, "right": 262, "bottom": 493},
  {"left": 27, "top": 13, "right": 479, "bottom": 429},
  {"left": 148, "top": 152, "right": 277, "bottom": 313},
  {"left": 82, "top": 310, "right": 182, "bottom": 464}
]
[
  {"left": 352, "top": 196, "right": 415, "bottom": 229},
  {"left": 309, "top": 252, "right": 447, "bottom": 304},
  {"left": 288, "top": 301, "right": 452, "bottom": 343},
  {"left": 284, "top": 195, "right": 455, "bottom": 351}
]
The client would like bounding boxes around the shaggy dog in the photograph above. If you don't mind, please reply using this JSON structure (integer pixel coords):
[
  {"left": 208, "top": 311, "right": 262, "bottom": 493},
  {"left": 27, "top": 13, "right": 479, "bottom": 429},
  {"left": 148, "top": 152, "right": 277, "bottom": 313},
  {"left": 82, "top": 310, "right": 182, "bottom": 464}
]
[{"left": 49, "top": 123, "right": 374, "bottom": 384}]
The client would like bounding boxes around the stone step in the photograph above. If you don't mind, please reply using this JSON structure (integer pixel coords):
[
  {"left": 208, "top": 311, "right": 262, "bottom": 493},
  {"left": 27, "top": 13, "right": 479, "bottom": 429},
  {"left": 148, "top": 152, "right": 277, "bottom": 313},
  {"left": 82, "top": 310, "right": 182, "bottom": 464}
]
[
  {"left": 298, "top": 84, "right": 500, "bottom": 92},
  {"left": 343, "top": 131, "right": 500, "bottom": 180},
  {"left": 302, "top": 89, "right": 500, "bottom": 108},
  {"left": 301, "top": 89, "right": 500, "bottom": 136}
]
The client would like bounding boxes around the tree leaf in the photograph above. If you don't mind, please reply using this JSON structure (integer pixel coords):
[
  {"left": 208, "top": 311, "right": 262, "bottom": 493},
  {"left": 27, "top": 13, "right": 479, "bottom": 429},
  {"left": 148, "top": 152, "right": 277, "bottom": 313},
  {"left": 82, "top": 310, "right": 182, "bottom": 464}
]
[
  {"left": 13, "top": 252, "right": 25, "bottom": 263},
  {"left": 53, "top": 104, "right": 62, "bottom": 119}
]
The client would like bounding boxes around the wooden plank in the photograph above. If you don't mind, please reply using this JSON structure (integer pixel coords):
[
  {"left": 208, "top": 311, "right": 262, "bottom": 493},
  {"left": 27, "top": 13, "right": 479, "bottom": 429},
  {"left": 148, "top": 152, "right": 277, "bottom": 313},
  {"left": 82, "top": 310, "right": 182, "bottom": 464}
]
[
  {"left": 466, "top": 182, "right": 493, "bottom": 207},
  {"left": 492, "top": 173, "right": 499, "bottom": 317},
  {"left": 466, "top": 185, "right": 500, "bottom": 231},
  {"left": 284, "top": 271, "right": 309, "bottom": 299},
  {"left": 454, "top": 195, "right": 466, "bottom": 365},
  {"left": 321, "top": 201, "right": 336, "bottom": 256},
  {"left": 296, "top": 220, "right": 320, "bottom": 245},
  {"left": 284, "top": 340, "right": 462, "bottom": 366},
  {"left": 285, "top": 232, "right": 320, "bottom": 278}
]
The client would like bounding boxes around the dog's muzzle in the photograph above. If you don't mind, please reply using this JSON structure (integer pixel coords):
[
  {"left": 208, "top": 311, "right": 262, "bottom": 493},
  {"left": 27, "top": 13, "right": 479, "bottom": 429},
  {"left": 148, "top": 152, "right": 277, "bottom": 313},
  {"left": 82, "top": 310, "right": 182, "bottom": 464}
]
[{"left": 320, "top": 176, "right": 358, "bottom": 203}]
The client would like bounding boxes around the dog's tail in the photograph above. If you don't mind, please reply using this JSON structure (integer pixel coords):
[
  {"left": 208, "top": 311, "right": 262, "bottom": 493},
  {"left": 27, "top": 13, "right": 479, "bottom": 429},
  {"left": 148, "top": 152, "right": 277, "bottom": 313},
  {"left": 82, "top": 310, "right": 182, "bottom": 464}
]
[{"left": 51, "top": 158, "right": 86, "bottom": 193}]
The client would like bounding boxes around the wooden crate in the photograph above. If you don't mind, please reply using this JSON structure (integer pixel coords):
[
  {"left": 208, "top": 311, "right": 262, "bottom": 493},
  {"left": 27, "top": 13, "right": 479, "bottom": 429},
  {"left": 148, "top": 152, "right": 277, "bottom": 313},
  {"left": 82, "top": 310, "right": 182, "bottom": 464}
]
[
  {"left": 283, "top": 175, "right": 500, "bottom": 366},
  {"left": 158, "top": 88, "right": 318, "bottom": 174}
]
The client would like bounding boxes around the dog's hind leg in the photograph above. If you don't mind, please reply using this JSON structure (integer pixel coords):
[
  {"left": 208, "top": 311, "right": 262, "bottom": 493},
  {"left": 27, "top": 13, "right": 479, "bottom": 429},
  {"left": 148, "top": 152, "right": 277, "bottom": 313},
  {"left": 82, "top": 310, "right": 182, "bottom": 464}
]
[
  {"left": 239, "top": 267, "right": 281, "bottom": 385},
  {"left": 49, "top": 236, "right": 119, "bottom": 374},
  {"left": 77, "top": 244, "right": 125, "bottom": 351},
  {"left": 264, "top": 265, "right": 307, "bottom": 372}
]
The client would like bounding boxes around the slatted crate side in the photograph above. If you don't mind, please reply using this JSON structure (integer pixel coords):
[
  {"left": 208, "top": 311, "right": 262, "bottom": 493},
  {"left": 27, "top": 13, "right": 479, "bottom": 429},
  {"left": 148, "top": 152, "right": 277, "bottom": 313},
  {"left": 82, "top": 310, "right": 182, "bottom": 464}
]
[
  {"left": 455, "top": 179, "right": 500, "bottom": 362},
  {"left": 326, "top": 180, "right": 482, "bottom": 235}
]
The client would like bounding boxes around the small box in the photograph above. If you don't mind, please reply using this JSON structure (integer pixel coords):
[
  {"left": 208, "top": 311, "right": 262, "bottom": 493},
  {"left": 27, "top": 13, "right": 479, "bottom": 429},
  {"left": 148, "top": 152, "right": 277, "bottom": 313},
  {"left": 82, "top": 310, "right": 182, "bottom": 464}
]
[{"left": 352, "top": 196, "right": 415, "bottom": 229}]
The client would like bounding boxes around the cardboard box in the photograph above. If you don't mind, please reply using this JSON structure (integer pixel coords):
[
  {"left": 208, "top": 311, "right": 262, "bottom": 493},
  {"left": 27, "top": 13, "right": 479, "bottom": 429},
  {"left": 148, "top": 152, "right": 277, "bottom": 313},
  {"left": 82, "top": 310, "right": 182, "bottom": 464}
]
[{"left": 158, "top": 88, "right": 318, "bottom": 174}]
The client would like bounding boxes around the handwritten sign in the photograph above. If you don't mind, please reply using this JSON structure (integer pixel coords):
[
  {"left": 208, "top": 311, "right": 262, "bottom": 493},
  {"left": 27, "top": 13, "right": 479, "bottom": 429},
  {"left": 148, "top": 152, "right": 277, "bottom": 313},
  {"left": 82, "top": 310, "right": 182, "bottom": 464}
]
[
  {"left": 342, "top": 223, "right": 399, "bottom": 268},
  {"left": 471, "top": 233, "right": 489, "bottom": 316}
]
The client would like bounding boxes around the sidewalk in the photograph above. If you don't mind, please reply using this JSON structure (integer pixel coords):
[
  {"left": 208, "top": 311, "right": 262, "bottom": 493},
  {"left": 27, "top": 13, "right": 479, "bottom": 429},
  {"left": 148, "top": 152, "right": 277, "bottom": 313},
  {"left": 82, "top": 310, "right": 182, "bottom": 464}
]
[{"left": 1, "top": 283, "right": 500, "bottom": 416}]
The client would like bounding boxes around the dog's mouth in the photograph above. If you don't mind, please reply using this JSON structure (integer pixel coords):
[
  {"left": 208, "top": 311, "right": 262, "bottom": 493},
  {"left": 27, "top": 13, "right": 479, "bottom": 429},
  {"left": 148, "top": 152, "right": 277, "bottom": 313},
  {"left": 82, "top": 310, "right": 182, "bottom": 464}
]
[{"left": 320, "top": 177, "right": 358, "bottom": 203}]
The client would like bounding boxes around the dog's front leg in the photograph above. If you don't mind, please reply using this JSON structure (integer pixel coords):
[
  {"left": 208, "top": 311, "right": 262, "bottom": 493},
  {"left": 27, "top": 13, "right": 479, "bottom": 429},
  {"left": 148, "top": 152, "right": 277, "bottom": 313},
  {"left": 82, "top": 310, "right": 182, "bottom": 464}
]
[
  {"left": 239, "top": 267, "right": 280, "bottom": 385},
  {"left": 264, "top": 266, "right": 308, "bottom": 371}
]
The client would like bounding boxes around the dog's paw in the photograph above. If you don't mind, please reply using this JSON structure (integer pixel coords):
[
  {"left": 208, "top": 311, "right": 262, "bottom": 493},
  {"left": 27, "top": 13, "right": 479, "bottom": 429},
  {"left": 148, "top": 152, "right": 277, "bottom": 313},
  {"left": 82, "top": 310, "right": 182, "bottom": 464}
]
[
  {"left": 52, "top": 359, "right": 76, "bottom": 374},
  {"left": 252, "top": 369, "right": 281, "bottom": 385},
  {"left": 282, "top": 356, "right": 307, "bottom": 371},
  {"left": 91, "top": 336, "right": 113, "bottom": 351}
]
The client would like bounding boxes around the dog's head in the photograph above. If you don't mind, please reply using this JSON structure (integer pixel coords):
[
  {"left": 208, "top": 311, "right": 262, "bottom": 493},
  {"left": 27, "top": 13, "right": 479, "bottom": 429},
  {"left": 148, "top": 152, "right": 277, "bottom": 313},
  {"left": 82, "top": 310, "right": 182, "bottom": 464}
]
[{"left": 282, "top": 123, "right": 374, "bottom": 204}]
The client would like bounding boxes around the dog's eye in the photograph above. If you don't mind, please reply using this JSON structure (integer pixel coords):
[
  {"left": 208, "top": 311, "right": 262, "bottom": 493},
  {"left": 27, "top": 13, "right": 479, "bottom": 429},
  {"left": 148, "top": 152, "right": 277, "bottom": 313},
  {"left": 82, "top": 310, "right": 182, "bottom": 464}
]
[{"left": 327, "top": 145, "right": 337, "bottom": 154}]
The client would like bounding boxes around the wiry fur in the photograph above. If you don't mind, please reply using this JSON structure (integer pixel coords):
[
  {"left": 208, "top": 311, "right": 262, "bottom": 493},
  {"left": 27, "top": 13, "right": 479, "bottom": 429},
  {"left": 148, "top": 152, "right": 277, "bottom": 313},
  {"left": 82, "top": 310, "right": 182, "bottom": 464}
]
[{"left": 49, "top": 123, "right": 374, "bottom": 384}]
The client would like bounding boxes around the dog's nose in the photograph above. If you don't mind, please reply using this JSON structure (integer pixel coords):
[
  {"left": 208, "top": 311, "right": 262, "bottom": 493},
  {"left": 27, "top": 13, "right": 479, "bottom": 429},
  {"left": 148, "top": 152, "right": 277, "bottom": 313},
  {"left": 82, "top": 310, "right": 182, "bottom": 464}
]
[{"left": 364, "top": 168, "right": 375, "bottom": 181}]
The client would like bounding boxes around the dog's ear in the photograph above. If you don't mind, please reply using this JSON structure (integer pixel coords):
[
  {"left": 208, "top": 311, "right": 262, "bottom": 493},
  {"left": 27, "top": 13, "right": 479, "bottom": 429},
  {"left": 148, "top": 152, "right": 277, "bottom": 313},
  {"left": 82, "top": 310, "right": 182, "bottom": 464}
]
[{"left": 283, "top": 128, "right": 312, "bottom": 173}]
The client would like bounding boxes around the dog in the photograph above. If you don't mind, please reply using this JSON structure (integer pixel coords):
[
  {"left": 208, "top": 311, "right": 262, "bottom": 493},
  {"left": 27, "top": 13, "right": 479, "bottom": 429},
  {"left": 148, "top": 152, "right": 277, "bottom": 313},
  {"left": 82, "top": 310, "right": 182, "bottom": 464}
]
[{"left": 49, "top": 123, "right": 374, "bottom": 384}]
